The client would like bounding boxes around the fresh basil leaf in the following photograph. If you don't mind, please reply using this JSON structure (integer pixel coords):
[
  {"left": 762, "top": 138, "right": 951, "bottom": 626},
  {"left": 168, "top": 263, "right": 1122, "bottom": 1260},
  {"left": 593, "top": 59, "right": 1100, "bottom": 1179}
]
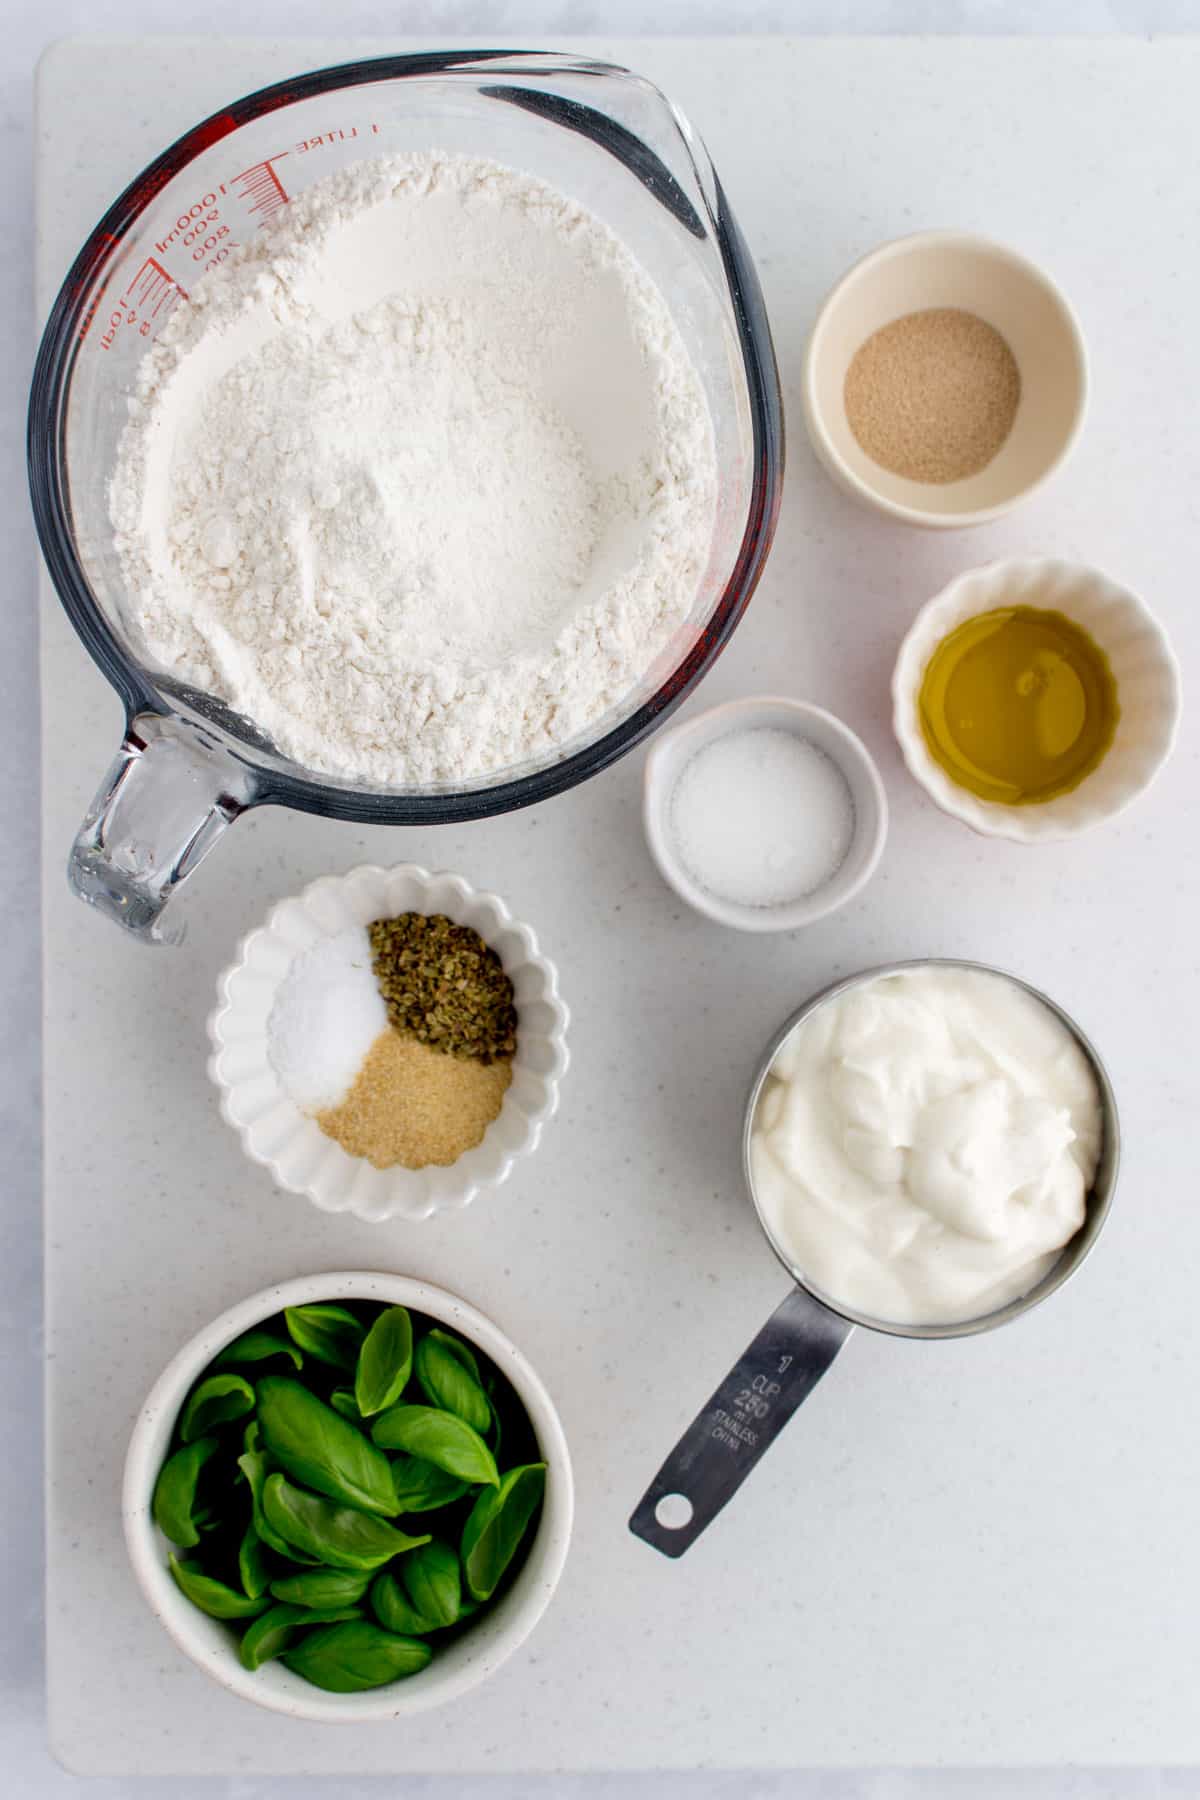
[
  {"left": 238, "top": 1602, "right": 363, "bottom": 1671},
  {"left": 400, "top": 1540, "right": 460, "bottom": 1628},
  {"left": 236, "top": 1449, "right": 317, "bottom": 1563},
  {"left": 424, "top": 1328, "right": 484, "bottom": 1389},
  {"left": 414, "top": 1335, "right": 490, "bottom": 1433},
  {"left": 242, "top": 1418, "right": 263, "bottom": 1456},
  {"left": 389, "top": 1454, "right": 472, "bottom": 1513},
  {"left": 179, "top": 1374, "right": 256, "bottom": 1443},
  {"left": 460, "top": 1463, "right": 546, "bottom": 1603},
  {"left": 371, "top": 1406, "right": 498, "bottom": 1487},
  {"left": 262, "top": 1473, "right": 429, "bottom": 1572},
  {"left": 328, "top": 1390, "right": 361, "bottom": 1421},
  {"left": 152, "top": 1437, "right": 220, "bottom": 1547},
  {"left": 269, "top": 1568, "right": 370, "bottom": 1608},
  {"left": 238, "top": 1522, "right": 271, "bottom": 1599},
  {"left": 168, "top": 1553, "right": 271, "bottom": 1620},
  {"left": 257, "top": 1376, "right": 397, "bottom": 1517},
  {"left": 354, "top": 1306, "right": 413, "bottom": 1417},
  {"left": 283, "top": 1619, "right": 432, "bottom": 1692},
  {"left": 284, "top": 1304, "right": 364, "bottom": 1371},
  {"left": 217, "top": 1329, "right": 303, "bottom": 1372},
  {"left": 370, "top": 1570, "right": 437, "bottom": 1636}
]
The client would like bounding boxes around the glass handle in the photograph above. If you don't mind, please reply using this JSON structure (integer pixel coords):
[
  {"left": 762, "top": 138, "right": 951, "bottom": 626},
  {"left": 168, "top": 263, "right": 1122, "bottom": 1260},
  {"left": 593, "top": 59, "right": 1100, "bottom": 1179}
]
[
  {"left": 68, "top": 712, "right": 259, "bottom": 944},
  {"left": 628, "top": 1286, "right": 852, "bottom": 1557}
]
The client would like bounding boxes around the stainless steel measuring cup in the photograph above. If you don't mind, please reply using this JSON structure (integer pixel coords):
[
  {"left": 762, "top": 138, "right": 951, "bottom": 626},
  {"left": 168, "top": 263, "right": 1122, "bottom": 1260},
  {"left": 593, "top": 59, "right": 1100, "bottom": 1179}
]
[{"left": 629, "top": 958, "right": 1120, "bottom": 1557}]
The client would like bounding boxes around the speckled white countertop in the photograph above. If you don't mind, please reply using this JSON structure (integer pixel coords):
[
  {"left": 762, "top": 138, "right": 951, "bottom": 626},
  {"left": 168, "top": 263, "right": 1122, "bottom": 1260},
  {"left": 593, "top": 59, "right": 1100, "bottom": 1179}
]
[{"left": 9, "top": 10, "right": 1200, "bottom": 1799}]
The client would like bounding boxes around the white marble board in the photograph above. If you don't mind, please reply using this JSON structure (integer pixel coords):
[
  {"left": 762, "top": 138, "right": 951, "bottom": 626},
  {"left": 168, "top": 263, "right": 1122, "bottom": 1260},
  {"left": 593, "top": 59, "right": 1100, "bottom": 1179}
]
[{"left": 38, "top": 35, "right": 1200, "bottom": 1777}]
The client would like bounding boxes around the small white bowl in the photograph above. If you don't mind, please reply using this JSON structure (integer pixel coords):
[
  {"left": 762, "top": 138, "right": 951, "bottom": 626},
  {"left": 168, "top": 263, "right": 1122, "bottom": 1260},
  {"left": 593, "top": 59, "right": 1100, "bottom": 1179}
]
[
  {"left": 643, "top": 696, "right": 888, "bottom": 931},
  {"left": 208, "top": 864, "right": 569, "bottom": 1223},
  {"left": 802, "top": 230, "right": 1088, "bottom": 528},
  {"left": 892, "top": 556, "right": 1182, "bottom": 840},
  {"left": 123, "top": 1270, "right": 574, "bottom": 1721}
]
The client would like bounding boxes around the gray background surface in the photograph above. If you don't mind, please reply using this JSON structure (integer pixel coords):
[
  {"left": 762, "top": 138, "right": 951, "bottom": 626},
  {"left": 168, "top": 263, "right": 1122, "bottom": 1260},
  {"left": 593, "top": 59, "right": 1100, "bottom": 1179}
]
[{"left": 7, "top": 2, "right": 1200, "bottom": 1796}]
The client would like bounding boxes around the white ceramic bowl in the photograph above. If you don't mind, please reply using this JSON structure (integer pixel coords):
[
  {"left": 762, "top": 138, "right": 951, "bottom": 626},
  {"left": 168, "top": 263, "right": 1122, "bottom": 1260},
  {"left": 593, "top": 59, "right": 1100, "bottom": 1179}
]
[
  {"left": 643, "top": 696, "right": 888, "bottom": 931},
  {"left": 802, "top": 230, "right": 1087, "bottom": 528},
  {"left": 892, "top": 557, "right": 1182, "bottom": 840},
  {"left": 123, "top": 1270, "right": 574, "bottom": 1722},
  {"left": 208, "top": 865, "right": 569, "bottom": 1222}
]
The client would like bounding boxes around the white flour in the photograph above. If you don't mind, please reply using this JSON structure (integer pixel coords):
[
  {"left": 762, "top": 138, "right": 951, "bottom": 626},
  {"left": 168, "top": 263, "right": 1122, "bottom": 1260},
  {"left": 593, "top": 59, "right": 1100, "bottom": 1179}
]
[{"left": 110, "top": 153, "right": 718, "bottom": 787}]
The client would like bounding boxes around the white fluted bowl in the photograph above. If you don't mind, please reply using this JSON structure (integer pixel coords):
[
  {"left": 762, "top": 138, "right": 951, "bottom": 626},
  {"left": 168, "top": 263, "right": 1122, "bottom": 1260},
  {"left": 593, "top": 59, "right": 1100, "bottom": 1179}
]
[
  {"left": 208, "top": 865, "right": 569, "bottom": 1222},
  {"left": 892, "top": 558, "right": 1181, "bottom": 841}
]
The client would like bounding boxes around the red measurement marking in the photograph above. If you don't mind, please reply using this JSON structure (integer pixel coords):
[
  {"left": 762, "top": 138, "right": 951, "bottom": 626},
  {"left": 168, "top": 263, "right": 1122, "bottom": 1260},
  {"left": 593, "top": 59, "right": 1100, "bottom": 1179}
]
[
  {"left": 295, "top": 124, "right": 380, "bottom": 153},
  {"left": 123, "top": 255, "right": 189, "bottom": 316},
  {"left": 232, "top": 154, "right": 289, "bottom": 222},
  {"left": 96, "top": 256, "right": 188, "bottom": 350}
]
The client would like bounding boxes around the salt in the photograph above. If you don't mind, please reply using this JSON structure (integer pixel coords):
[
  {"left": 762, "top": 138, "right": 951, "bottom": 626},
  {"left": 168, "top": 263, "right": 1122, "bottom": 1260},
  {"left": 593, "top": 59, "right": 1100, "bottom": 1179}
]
[
  {"left": 669, "top": 727, "right": 855, "bottom": 908},
  {"left": 267, "top": 926, "right": 388, "bottom": 1113}
]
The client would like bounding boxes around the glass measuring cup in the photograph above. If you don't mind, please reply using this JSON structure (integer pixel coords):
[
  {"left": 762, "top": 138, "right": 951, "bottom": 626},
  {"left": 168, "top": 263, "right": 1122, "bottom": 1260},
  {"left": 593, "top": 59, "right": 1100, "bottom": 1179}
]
[
  {"left": 629, "top": 959, "right": 1120, "bottom": 1557},
  {"left": 28, "top": 51, "right": 783, "bottom": 942}
]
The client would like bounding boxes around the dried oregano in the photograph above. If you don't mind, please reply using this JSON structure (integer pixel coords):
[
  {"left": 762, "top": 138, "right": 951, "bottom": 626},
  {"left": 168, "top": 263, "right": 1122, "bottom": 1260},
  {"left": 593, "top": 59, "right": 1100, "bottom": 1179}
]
[{"left": 368, "top": 914, "right": 517, "bottom": 1064}]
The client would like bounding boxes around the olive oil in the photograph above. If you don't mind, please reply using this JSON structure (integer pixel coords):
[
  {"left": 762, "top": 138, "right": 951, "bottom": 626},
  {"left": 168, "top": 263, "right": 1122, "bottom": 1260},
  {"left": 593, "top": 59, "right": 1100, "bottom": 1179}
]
[{"left": 919, "top": 606, "right": 1119, "bottom": 805}]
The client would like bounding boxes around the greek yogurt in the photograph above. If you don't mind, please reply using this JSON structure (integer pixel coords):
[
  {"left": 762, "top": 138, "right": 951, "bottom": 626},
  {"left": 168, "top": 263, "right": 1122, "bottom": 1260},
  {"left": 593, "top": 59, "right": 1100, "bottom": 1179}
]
[{"left": 750, "top": 966, "right": 1103, "bottom": 1326}]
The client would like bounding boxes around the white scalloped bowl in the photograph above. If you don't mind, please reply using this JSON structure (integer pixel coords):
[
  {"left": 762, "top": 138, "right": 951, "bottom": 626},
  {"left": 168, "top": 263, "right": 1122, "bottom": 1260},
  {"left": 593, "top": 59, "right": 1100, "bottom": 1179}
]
[
  {"left": 892, "top": 558, "right": 1181, "bottom": 840},
  {"left": 208, "top": 865, "right": 569, "bottom": 1222}
]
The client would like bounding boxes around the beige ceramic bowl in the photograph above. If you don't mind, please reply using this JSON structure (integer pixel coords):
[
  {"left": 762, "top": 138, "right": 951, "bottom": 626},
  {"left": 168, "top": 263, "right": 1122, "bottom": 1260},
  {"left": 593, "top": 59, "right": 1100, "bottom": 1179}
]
[
  {"left": 802, "top": 230, "right": 1087, "bottom": 528},
  {"left": 123, "top": 1270, "right": 574, "bottom": 1721},
  {"left": 892, "top": 557, "right": 1181, "bottom": 840}
]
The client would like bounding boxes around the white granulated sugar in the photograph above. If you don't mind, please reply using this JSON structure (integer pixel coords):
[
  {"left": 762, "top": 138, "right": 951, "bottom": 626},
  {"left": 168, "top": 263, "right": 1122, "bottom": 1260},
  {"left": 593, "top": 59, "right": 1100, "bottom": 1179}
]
[
  {"left": 266, "top": 926, "right": 387, "bottom": 1113},
  {"left": 110, "top": 153, "right": 718, "bottom": 787},
  {"left": 670, "top": 728, "right": 856, "bottom": 907}
]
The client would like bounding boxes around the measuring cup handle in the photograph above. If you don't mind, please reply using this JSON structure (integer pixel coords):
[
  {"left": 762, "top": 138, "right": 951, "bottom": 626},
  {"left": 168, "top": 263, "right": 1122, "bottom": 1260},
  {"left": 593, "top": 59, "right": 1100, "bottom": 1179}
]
[
  {"left": 69, "top": 712, "right": 258, "bottom": 944},
  {"left": 629, "top": 1286, "right": 852, "bottom": 1557}
]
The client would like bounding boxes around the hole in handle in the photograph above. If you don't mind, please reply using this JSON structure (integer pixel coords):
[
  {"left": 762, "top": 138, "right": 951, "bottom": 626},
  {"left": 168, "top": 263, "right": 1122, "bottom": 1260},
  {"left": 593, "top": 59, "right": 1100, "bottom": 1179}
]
[{"left": 654, "top": 1493, "right": 694, "bottom": 1531}]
